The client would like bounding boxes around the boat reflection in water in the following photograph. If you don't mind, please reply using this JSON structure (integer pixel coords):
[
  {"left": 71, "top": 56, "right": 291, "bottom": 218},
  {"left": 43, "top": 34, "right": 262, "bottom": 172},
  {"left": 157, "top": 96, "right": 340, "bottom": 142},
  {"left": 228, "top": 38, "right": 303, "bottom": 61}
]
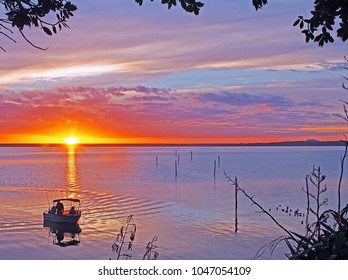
[{"left": 44, "top": 221, "right": 81, "bottom": 247}]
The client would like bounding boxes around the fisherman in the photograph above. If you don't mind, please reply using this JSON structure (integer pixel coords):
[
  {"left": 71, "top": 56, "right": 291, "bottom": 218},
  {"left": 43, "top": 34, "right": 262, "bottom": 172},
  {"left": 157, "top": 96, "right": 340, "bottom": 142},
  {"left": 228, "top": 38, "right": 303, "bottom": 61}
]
[
  {"left": 69, "top": 206, "right": 77, "bottom": 214},
  {"left": 56, "top": 201, "right": 64, "bottom": 215},
  {"left": 49, "top": 205, "right": 57, "bottom": 214}
]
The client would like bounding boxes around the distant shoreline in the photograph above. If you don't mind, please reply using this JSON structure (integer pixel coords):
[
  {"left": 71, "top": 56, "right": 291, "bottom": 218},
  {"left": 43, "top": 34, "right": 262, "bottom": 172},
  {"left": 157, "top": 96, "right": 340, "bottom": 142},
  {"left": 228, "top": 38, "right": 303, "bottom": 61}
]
[{"left": 0, "top": 140, "right": 346, "bottom": 147}]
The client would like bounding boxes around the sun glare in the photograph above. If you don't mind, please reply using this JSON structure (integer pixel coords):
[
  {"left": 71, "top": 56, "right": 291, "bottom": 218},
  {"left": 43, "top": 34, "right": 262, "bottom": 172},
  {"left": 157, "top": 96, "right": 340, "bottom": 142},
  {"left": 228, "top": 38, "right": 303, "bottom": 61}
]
[{"left": 63, "top": 136, "right": 80, "bottom": 145}]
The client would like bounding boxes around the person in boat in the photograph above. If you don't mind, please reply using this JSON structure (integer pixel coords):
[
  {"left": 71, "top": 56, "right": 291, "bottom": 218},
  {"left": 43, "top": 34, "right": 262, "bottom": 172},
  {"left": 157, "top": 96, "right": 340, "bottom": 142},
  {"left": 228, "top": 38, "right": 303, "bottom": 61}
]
[
  {"left": 69, "top": 206, "right": 77, "bottom": 215},
  {"left": 49, "top": 205, "right": 57, "bottom": 214},
  {"left": 56, "top": 201, "right": 64, "bottom": 215}
]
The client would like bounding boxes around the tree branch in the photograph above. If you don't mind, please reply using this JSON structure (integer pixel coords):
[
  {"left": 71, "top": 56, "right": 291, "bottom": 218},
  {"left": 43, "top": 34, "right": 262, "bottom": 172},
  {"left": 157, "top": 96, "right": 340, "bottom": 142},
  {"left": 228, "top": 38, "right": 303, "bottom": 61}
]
[
  {"left": 224, "top": 171, "right": 296, "bottom": 240},
  {"left": 19, "top": 28, "right": 48, "bottom": 50}
]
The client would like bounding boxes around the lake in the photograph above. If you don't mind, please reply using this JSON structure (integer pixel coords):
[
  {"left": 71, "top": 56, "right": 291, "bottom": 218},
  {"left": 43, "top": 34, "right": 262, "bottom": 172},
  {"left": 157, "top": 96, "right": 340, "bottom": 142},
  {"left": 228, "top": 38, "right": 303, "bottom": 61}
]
[{"left": 0, "top": 145, "right": 347, "bottom": 260}]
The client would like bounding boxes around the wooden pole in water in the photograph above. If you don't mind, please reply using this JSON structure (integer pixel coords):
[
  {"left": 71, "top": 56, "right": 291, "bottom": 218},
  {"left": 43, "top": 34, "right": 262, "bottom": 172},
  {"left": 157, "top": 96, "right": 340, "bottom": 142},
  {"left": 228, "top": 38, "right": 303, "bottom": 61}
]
[
  {"left": 305, "top": 175, "right": 310, "bottom": 228},
  {"left": 175, "top": 160, "right": 178, "bottom": 177},
  {"left": 235, "top": 176, "right": 238, "bottom": 233},
  {"left": 218, "top": 156, "right": 220, "bottom": 167},
  {"left": 214, "top": 160, "right": 216, "bottom": 179},
  {"left": 191, "top": 151, "right": 193, "bottom": 161},
  {"left": 156, "top": 156, "right": 158, "bottom": 166}
]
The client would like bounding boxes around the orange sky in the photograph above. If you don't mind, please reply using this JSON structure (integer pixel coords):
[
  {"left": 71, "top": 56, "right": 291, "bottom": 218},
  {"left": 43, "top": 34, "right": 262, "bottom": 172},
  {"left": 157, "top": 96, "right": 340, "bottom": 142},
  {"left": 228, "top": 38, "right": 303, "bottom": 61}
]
[{"left": 1, "top": 85, "right": 346, "bottom": 144}]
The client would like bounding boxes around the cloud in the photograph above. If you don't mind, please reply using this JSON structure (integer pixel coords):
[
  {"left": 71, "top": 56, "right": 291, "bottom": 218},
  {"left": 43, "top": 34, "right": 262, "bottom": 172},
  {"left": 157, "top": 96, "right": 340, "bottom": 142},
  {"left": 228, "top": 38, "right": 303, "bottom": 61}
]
[
  {"left": 319, "top": 61, "right": 348, "bottom": 71},
  {"left": 196, "top": 92, "right": 294, "bottom": 107},
  {"left": 1, "top": 0, "right": 345, "bottom": 92},
  {"left": 1, "top": 81, "right": 346, "bottom": 143}
]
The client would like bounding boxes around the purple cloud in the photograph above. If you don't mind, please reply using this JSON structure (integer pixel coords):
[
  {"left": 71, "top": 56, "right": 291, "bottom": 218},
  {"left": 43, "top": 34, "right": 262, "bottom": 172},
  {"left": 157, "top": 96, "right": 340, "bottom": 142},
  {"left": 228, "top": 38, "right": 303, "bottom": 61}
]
[{"left": 197, "top": 92, "right": 294, "bottom": 107}]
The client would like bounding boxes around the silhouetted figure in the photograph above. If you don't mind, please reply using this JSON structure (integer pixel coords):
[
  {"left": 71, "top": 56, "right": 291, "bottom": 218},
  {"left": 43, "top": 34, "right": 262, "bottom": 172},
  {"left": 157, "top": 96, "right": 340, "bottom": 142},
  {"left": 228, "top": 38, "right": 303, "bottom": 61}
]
[
  {"left": 56, "top": 201, "right": 64, "bottom": 215},
  {"left": 49, "top": 205, "right": 57, "bottom": 214},
  {"left": 69, "top": 206, "right": 76, "bottom": 214}
]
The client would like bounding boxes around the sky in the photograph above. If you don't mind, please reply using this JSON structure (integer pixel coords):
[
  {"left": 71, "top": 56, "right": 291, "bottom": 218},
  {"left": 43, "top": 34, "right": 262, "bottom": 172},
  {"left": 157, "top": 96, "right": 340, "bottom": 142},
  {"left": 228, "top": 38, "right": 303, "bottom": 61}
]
[{"left": 0, "top": 0, "right": 348, "bottom": 144}]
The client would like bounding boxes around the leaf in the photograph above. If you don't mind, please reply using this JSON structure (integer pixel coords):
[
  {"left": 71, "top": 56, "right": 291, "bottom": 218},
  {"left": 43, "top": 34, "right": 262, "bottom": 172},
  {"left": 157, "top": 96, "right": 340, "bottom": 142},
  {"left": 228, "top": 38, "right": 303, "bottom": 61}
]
[
  {"left": 284, "top": 239, "right": 297, "bottom": 256},
  {"left": 328, "top": 35, "right": 334, "bottom": 43},
  {"left": 43, "top": 26, "right": 52, "bottom": 36},
  {"left": 252, "top": 0, "right": 268, "bottom": 10},
  {"left": 68, "top": 3, "right": 78, "bottom": 12},
  {"left": 320, "top": 222, "right": 335, "bottom": 233},
  {"left": 326, "top": 24, "right": 333, "bottom": 31},
  {"left": 291, "top": 231, "right": 311, "bottom": 243},
  {"left": 186, "top": 5, "right": 193, "bottom": 13},
  {"left": 293, "top": 18, "right": 301, "bottom": 26}
]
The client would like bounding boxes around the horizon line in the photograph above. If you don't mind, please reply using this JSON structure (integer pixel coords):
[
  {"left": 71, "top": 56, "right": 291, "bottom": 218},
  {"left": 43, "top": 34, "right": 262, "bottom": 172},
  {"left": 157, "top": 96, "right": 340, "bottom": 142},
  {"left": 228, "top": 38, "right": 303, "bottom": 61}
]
[{"left": 0, "top": 140, "right": 346, "bottom": 147}]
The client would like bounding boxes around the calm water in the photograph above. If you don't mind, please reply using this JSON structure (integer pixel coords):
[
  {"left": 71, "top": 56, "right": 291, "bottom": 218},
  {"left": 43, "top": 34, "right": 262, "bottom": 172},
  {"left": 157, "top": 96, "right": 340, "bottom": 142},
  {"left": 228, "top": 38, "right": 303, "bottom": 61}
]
[{"left": 0, "top": 145, "right": 347, "bottom": 260}]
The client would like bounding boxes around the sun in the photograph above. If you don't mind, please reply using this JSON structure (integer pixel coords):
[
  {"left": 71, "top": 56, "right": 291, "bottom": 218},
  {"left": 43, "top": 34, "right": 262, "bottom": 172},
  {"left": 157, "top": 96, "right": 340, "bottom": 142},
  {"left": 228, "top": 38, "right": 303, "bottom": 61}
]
[{"left": 63, "top": 136, "right": 80, "bottom": 145}]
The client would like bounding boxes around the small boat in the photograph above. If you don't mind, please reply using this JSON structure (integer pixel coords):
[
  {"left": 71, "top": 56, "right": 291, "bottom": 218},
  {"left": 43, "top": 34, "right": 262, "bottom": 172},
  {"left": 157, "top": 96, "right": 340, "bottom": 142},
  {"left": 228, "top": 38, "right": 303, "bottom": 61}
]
[{"left": 43, "top": 198, "right": 81, "bottom": 224}]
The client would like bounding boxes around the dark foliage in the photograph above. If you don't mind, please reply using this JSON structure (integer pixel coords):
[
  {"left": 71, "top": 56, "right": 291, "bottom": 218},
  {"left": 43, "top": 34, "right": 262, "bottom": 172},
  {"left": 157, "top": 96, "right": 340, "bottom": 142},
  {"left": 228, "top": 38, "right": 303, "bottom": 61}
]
[
  {"left": 135, "top": 0, "right": 205, "bottom": 16},
  {"left": 2, "top": 1, "right": 346, "bottom": 51},
  {"left": 286, "top": 205, "right": 348, "bottom": 259},
  {"left": 134, "top": 0, "right": 268, "bottom": 15},
  {"left": 136, "top": 0, "right": 347, "bottom": 47},
  {"left": 293, "top": 0, "right": 348, "bottom": 47},
  {"left": 0, "top": 0, "right": 77, "bottom": 51}
]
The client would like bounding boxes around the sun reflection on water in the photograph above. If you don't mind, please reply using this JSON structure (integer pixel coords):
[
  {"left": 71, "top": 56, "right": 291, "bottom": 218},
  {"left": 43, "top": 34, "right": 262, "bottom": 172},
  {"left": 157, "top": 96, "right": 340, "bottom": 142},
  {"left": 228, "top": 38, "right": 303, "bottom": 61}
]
[{"left": 66, "top": 146, "right": 80, "bottom": 198}]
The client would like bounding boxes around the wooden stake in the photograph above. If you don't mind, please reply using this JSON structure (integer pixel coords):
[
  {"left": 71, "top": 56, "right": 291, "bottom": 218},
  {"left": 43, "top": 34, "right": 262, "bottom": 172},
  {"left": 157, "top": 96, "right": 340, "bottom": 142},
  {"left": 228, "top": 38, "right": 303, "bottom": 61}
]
[
  {"left": 175, "top": 160, "right": 178, "bottom": 177},
  {"left": 235, "top": 176, "right": 238, "bottom": 233},
  {"left": 214, "top": 160, "right": 216, "bottom": 179}
]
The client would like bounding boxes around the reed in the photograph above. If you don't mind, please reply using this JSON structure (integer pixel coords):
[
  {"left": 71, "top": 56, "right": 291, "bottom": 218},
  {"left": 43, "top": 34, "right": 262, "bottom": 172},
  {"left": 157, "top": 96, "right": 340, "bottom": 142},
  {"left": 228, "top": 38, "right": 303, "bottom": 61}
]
[
  {"left": 143, "top": 235, "right": 159, "bottom": 260},
  {"left": 304, "top": 176, "right": 310, "bottom": 229},
  {"left": 111, "top": 215, "right": 137, "bottom": 260}
]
